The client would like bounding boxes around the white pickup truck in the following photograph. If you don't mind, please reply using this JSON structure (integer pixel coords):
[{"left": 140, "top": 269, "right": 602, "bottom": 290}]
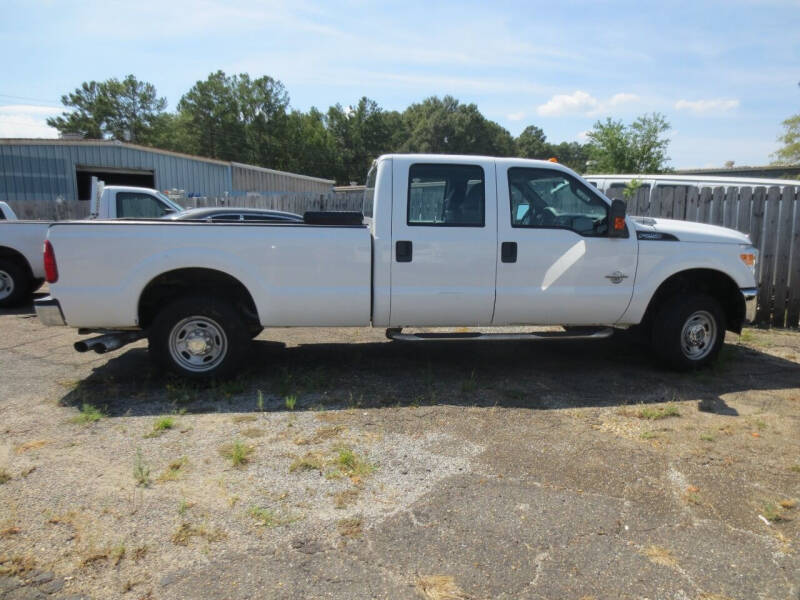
[
  {"left": 0, "top": 183, "right": 182, "bottom": 307},
  {"left": 35, "top": 154, "right": 758, "bottom": 377}
]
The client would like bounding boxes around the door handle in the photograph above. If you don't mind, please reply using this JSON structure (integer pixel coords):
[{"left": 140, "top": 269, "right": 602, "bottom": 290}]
[
  {"left": 396, "top": 240, "right": 413, "bottom": 262},
  {"left": 501, "top": 241, "right": 517, "bottom": 263}
]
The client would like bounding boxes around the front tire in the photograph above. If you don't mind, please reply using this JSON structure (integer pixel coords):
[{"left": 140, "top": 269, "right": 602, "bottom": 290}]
[
  {"left": 148, "top": 295, "right": 249, "bottom": 379},
  {"left": 651, "top": 293, "right": 725, "bottom": 370},
  {"left": 0, "top": 259, "right": 32, "bottom": 308}
]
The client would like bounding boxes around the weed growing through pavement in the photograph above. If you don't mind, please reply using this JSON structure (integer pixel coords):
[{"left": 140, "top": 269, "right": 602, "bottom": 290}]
[
  {"left": 257, "top": 389, "right": 265, "bottom": 412},
  {"left": 158, "top": 456, "right": 188, "bottom": 482},
  {"left": 762, "top": 502, "right": 786, "bottom": 522},
  {"left": 220, "top": 439, "right": 253, "bottom": 467},
  {"left": 71, "top": 403, "right": 104, "bottom": 424},
  {"left": 133, "top": 449, "right": 151, "bottom": 487},
  {"left": 637, "top": 404, "right": 680, "bottom": 420},
  {"left": 285, "top": 395, "right": 297, "bottom": 411},
  {"left": 144, "top": 416, "right": 175, "bottom": 437}
]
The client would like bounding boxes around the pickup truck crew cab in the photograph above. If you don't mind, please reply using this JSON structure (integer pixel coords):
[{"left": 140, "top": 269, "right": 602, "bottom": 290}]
[
  {"left": 35, "top": 154, "right": 758, "bottom": 377},
  {"left": 0, "top": 183, "right": 182, "bottom": 307}
]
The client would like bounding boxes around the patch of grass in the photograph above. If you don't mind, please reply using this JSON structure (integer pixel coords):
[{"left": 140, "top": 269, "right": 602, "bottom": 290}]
[
  {"left": 241, "top": 427, "right": 264, "bottom": 438},
  {"left": 739, "top": 329, "right": 755, "bottom": 343},
  {"left": 0, "top": 469, "right": 10, "bottom": 484},
  {"left": 0, "top": 555, "right": 36, "bottom": 576},
  {"left": 177, "top": 499, "right": 192, "bottom": 516},
  {"left": 133, "top": 449, "right": 151, "bottom": 487},
  {"left": 640, "top": 431, "right": 658, "bottom": 440},
  {"left": 333, "top": 488, "right": 360, "bottom": 509},
  {"left": 334, "top": 446, "right": 375, "bottom": 478},
  {"left": 753, "top": 419, "right": 767, "bottom": 430},
  {"left": 158, "top": 456, "right": 188, "bottom": 482},
  {"left": 790, "top": 464, "right": 800, "bottom": 474},
  {"left": 642, "top": 545, "right": 678, "bottom": 568},
  {"left": 294, "top": 425, "right": 345, "bottom": 446},
  {"left": 416, "top": 575, "right": 468, "bottom": 600},
  {"left": 337, "top": 516, "right": 363, "bottom": 538},
  {"left": 248, "top": 506, "right": 300, "bottom": 527},
  {"left": 285, "top": 395, "right": 297, "bottom": 411},
  {"left": 700, "top": 433, "right": 715, "bottom": 442},
  {"left": 762, "top": 502, "right": 791, "bottom": 523},
  {"left": 70, "top": 403, "right": 104, "bottom": 424},
  {"left": 144, "top": 416, "right": 175, "bottom": 437},
  {"left": 110, "top": 543, "right": 126, "bottom": 566},
  {"left": 636, "top": 404, "right": 680, "bottom": 420},
  {"left": 15, "top": 440, "right": 48, "bottom": 454},
  {"left": 216, "top": 377, "right": 246, "bottom": 398},
  {"left": 232, "top": 414, "right": 257, "bottom": 423},
  {"left": 219, "top": 439, "right": 253, "bottom": 468},
  {"left": 289, "top": 452, "right": 326, "bottom": 473},
  {"left": 166, "top": 381, "right": 199, "bottom": 404},
  {"left": 171, "top": 522, "right": 226, "bottom": 546}
]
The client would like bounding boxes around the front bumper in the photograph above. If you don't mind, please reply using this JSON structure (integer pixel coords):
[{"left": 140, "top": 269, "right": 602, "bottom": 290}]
[
  {"left": 34, "top": 296, "right": 66, "bottom": 327},
  {"left": 741, "top": 287, "right": 757, "bottom": 323}
]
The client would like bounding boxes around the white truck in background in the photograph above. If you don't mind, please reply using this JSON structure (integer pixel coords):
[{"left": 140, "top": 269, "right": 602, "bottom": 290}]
[
  {"left": 0, "top": 179, "right": 183, "bottom": 307},
  {"left": 36, "top": 154, "right": 758, "bottom": 377},
  {"left": 0, "top": 202, "right": 18, "bottom": 220}
]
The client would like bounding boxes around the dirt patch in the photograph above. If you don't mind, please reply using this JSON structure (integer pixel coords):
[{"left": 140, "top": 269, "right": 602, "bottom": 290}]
[{"left": 1, "top": 307, "right": 799, "bottom": 599}]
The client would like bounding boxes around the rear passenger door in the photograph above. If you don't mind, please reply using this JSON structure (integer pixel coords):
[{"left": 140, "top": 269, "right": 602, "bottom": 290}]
[{"left": 389, "top": 158, "right": 497, "bottom": 327}]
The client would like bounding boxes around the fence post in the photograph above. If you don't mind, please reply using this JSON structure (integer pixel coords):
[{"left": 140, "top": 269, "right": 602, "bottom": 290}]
[
  {"left": 685, "top": 187, "right": 699, "bottom": 221},
  {"left": 755, "top": 187, "right": 781, "bottom": 325},
  {"left": 786, "top": 188, "right": 800, "bottom": 328},
  {"left": 736, "top": 187, "right": 752, "bottom": 234},
  {"left": 711, "top": 187, "right": 725, "bottom": 226},
  {"left": 772, "top": 186, "right": 795, "bottom": 327}
]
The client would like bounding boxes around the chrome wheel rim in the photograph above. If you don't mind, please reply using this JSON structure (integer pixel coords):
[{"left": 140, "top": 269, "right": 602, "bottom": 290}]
[
  {"left": 168, "top": 316, "right": 228, "bottom": 373},
  {"left": 680, "top": 310, "right": 716, "bottom": 360},
  {"left": 0, "top": 270, "right": 14, "bottom": 301}
]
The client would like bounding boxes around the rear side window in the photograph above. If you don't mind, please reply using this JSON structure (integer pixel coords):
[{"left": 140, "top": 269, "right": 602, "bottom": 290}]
[
  {"left": 116, "top": 193, "right": 170, "bottom": 218},
  {"left": 407, "top": 164, "right": 485, "bottom": 227}
]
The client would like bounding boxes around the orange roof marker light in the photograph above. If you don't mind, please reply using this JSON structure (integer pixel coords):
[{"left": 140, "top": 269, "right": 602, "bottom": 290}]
[{"left": 547, "top": 157, "right": 558, "bottom": 163}]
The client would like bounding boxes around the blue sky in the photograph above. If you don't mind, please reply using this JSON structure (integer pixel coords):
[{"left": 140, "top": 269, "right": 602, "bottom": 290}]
[{"left": 1, "top": 0, "right": 798, "bottom": 168}]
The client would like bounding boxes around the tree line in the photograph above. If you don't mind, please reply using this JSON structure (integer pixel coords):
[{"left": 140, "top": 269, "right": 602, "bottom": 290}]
[{"left": 47, "top": 72, "right": 672, "bottom": 184}]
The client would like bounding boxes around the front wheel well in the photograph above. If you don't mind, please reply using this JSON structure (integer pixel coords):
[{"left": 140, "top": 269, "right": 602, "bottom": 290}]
[
  {"left": 138, "top": 268, "right": 260, "bottom": 331},
  {"left": 641, "top": 269, "right": 745, "bottom": 334}
]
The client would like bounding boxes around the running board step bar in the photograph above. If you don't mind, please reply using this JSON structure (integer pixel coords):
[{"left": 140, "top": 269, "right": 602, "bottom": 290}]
[{"left": 385, "top": 327, "right": 614, "bottom": 342}]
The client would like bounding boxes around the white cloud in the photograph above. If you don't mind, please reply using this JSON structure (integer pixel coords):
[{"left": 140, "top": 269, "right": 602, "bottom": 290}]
[
  {"left": 674, "top": 98, "right": 740, "bottom": 114},
  {"left": 507, "top": 111, "right": 526, "bottom": 121},
  {"left": 536, "top": 90, "right": 640, "bottom": 117},
  {"left": 0, "top": 105, "right": 61, "bottom": 138}
]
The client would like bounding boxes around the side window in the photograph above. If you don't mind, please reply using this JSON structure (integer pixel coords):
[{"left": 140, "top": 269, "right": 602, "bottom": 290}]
[
  {"left": 508, "top": 168, "right": 609, "bottom": 236},
  {"left": 408, "top": 164, "right": 485, "bottom": 227},
  {"left": 210, "top": 214, "right": 242, "bottom": 222},
  {"left": 116, "top": 193, "right": 170, "bottom": 218}
]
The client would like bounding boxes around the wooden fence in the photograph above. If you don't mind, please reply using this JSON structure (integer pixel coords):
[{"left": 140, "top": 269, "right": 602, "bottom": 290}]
[
  {"left": 607, "top": 184, "right": 800, "bottom": 328},
  {"left": 7, "top": 185, "right": 799, "bottom": 328}
]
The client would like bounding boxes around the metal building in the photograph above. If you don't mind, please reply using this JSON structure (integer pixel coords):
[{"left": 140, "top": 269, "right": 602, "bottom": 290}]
[{"left": 0, "top": 139, "right": 334, "bottom": 203}]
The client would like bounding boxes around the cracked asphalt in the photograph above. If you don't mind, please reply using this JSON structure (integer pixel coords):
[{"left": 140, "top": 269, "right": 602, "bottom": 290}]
[{"left": 1, "top": 297, "right": 799, "bottom": 600}]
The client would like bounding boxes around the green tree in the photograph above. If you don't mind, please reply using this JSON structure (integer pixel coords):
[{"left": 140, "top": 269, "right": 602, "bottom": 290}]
[
  {"left": 585, "top": 112, "right": 671, "bottom": 173},
  {"left": 515, "top": 125, "right": 550, "bottom": 159},
  {"left": 326, "top": 97, "right": 397, "bottom": 184},
  {"left": 47, "top": 75, "right": 167, "bottom": 143},
  {"left": 772, "top": 114, "right": 800, "bottom": 165},
  {"left": 401, "top": 96, "right": 514, "bottom": 157},
  {"left": 282, "top": 108, "right": 337, "bottom": 179}
]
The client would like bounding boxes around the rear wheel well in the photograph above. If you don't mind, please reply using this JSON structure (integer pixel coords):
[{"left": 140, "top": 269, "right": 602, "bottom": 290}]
[
  {"left": 138, "top": 268, "right": 260, "bottom": 331},
  {"left": 642, "top": 269, "right": 745, "bottom": 334},
  {"left": 0, "top": 246, "right": 33, "bottom": 279}
]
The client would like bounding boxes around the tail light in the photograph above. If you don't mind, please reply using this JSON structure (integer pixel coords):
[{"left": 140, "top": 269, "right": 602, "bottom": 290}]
[{"left": 44, "top": 240, "right": 58, "bottom": 283}]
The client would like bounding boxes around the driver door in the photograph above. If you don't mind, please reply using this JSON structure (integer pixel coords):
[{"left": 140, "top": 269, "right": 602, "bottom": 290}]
[{"left": 492, "top": 164, "right": 637, "bottom": 326}]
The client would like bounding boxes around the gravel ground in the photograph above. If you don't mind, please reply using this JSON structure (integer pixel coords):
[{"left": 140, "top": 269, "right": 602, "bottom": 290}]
[{"left": 1, "top": 296, "right": 799, "bottom": 600}]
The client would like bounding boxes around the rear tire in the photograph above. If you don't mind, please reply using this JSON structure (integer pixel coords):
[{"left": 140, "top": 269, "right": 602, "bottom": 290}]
[
  {"left": 651, "top": 293, "right": 725, "bottom": 371},
  {"left": 148, "top": 295, "right": 249, "bottom": 379},
  {"left": 0, "top": 259, "right": 32, "bottom": 308}
]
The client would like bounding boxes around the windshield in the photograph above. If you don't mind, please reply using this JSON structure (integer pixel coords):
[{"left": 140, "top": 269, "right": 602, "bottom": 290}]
[{"left": 156, "top": 191, "right": 185, "bottom": 214}]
